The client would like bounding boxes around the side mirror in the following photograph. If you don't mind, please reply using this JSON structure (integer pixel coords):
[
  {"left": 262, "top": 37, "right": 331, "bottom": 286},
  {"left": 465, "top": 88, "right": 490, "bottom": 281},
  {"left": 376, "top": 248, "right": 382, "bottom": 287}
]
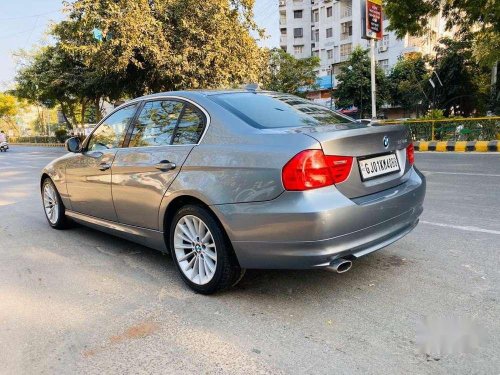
[{"left": 65, "top": 137, "right": 82, "bottom": 153}]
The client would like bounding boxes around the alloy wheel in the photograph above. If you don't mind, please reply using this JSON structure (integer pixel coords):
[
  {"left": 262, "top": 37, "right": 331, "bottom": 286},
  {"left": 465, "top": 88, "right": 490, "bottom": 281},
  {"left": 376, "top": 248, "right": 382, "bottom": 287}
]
[
  {"left": 43, "top": 182, "right": 59, "bottom": 225},
  {"left": 174, "top": 215, "right": 217, "bottom": 285}
]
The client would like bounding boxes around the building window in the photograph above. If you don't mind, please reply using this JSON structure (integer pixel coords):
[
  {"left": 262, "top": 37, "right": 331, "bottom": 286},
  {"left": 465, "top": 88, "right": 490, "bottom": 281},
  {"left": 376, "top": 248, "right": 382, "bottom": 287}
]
[
  {"left": 340, "top": 43, "right": 352, "bottom": 60},
  {"left": 382, "top": 34, "right": 389, "bottom": 47},
  {"left": 340, "top": 21, "right": 352, "bottom": 40},
  {"left": 280, "top": 28, "right": 287, "bottom": 35},
  {"left": 294, "top": 45, "right": 304, "bottom": 54},
  {"left": 312, "top": 50, "right": 319, "bottom": 57},
  {"left": 312, "top": 9, "right": 319, "bottom": 22},
  {"left": 327, "top": 49, "right": 333, "bottom": 59},
  {"left": 293, "top": 10, "right": 303, "bottom": 19},
  {"left": 378, "top": 59, "right": 389, "bottom": 73},
  {"left": 378, "top": 34, "right": 389, "bottom": 51},
  {"left": 294, "top": 28, "right": 303, "bottom": 38},
  {"left": 279, "top": 11, "right": 286, "bottom": 24},
  {"left": 314, "top": 29, "right": 319, "bottom": 42},
  {"left": 326, "top": 28, "right": 333, "bottom": 38},
  {"left": 341, "top": 4, "right": 352, "bottom": 18},
  {"left": 327, "top": 6, "right": 332, "bottom": 17}
]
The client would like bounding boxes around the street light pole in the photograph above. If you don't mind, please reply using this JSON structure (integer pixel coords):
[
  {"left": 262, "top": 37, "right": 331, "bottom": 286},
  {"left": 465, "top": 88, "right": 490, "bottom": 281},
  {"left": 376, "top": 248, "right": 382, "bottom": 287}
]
[
  {"left": 330, "top": 64, "right": 334, "bottom": 109},
  {"left": 370, "top": 38, "right": 377, "bottom": 119}
]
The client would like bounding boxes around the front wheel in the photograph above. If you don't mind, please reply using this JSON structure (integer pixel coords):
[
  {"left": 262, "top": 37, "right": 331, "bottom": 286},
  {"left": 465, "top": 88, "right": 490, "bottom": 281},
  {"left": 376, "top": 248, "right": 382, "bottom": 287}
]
[
  {"left": 42, "top": 178, "right": 68, "bottom": 229},
  {"left": 170, "top": 205, "right": 243, "bottom": 294}
]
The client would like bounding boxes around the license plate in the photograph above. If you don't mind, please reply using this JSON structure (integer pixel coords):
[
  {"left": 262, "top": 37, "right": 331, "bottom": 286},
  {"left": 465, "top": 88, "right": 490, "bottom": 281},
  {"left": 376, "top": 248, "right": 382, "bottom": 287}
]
[{"left": 358, "top": 153, "right": 400, "bottom": 181}]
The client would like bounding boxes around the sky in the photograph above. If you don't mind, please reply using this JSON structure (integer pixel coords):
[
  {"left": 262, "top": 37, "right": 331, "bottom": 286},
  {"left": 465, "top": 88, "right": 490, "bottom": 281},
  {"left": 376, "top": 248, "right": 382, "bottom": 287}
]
[{"left": 0, "top": 0, "right": 279, "bottom": 90}]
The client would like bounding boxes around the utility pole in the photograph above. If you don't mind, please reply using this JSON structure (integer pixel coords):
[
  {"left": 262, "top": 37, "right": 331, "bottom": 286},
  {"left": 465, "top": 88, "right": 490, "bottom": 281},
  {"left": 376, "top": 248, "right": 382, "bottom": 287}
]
[
  {"left": 491, "top": 62, "right": 498, "bottom": 113},
  {"left": 362, "top": 0, "right": 382, "bottom": 120},
  {"left": 330, "top": 64, "right": 334, "bottom": 109},
  {"left": 370, "top": 38, "right": 377, "bottom": 119}
]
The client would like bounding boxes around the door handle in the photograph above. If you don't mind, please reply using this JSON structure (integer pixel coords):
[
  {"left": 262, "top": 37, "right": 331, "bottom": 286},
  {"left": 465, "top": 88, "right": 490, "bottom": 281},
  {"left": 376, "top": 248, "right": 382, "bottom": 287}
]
[
  {"left": 154, "top": 160, "right": 176, "bottom": 171},
  {"left": 99, "top": 162, "right": 112, "bottom": 171}
]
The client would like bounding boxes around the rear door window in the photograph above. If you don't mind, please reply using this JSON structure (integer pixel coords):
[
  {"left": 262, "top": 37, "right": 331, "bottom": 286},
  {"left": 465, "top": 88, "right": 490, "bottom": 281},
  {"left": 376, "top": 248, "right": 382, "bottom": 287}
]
[
  {"left": 172, "top": 104, "right": 206, "bottom": 145},
  {"left": 129, "top": 100, "right": 184, "bottom": 147},
  {"left": 210, "top": 92, "right": 354, "bottom": 129}
]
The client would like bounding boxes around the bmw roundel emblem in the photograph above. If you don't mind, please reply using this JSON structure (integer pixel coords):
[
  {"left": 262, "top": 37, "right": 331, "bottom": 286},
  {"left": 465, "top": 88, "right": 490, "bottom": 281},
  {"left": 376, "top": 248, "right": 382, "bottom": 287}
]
[{"left": 383, "top": 136, "right": 389, "bottom": 148}]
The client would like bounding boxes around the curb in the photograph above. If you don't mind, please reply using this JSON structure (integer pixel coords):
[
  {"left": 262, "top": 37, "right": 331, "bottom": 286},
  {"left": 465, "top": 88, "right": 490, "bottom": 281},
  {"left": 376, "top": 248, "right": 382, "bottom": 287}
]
[
  {"left": 10, "top": 143, "right": 64, "bottom": 148},
  {"left": 415, "top": 140, "right": 499, "bottom": 152}
]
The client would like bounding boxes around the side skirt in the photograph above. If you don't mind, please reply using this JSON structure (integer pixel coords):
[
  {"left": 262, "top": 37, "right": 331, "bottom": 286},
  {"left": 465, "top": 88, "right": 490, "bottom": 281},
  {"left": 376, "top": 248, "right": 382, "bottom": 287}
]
[{"left": 65, "top": 210, "right": 168, "bottom": 253}]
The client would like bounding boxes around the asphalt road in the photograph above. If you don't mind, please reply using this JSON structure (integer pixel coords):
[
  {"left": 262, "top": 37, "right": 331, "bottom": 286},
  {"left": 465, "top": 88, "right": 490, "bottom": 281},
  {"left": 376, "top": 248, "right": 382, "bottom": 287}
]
[{"left": 1, "top": 146, "right": 499, "bottom": 374}]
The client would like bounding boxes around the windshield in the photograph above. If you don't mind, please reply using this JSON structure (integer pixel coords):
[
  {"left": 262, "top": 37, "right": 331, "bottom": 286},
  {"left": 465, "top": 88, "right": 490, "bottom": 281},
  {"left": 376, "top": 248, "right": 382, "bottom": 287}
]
[{"left": 210, "top": 92, "right": 355, "bottom": 129}]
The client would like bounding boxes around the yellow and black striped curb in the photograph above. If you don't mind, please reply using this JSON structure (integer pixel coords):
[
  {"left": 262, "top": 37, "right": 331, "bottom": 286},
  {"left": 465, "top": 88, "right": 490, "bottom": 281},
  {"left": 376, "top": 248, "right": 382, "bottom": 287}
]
[
  {"left": 10, "top": 142, "right": 64, "bottom": 148},
  {"left": 415, "top": 140, "right": 500, "bottom": 152}
]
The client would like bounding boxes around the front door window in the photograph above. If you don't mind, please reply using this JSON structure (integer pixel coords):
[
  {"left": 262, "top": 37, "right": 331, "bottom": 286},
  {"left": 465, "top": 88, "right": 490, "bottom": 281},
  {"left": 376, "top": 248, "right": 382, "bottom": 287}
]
[{"left": 87, "top": 104, "right": 138, "bottom": 151}]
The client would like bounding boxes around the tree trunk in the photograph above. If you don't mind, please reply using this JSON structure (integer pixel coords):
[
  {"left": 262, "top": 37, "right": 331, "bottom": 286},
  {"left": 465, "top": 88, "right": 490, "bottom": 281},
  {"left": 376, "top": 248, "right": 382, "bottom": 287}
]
[
  {"left": 59, "top": 102, "right": 73, "bottom": 130},
  {"left": 95, "top": 97, "right": 102, "bottom": 122},
  {"left": 80, "top": 99, "right": 87, "bottom": 126},
  {"left": 68, "top": 104, "right": 77, "bottom": 129}
]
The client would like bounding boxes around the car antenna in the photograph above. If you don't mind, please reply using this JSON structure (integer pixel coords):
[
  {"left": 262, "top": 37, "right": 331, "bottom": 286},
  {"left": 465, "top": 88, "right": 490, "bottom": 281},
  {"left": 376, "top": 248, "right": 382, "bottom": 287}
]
[{"left": 244, "top": 83, "right": 259, "bottom": 92}]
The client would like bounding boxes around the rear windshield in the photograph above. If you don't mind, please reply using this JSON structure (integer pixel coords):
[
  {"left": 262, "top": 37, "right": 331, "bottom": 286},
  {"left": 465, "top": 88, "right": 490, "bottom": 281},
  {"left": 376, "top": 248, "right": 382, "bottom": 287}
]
[{"left": 210, "top": 92, "right": 354, "bottom": 129}]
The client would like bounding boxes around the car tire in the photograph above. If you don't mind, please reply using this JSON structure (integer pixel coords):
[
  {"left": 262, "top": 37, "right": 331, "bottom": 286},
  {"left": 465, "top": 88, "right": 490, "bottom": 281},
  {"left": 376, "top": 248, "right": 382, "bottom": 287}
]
[
  {"left": 42, "top": 178, "right": 68, "bottom": 229},
  {"left": 170, "top": 205, "right": 243, "bottom": 294}
]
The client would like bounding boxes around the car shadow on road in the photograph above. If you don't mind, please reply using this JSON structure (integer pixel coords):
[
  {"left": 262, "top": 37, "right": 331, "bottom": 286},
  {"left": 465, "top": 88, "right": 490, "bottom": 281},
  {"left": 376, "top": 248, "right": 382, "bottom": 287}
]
[{"left": 67, "top": 222, "right": 411, "bottom": 304}]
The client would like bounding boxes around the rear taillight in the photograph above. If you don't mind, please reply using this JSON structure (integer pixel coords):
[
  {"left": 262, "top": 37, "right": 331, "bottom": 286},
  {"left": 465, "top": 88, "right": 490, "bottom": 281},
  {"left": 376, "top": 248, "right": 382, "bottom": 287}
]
[
  {"left": 282, "top": 150, "right": 353, "bottom": 191},
  {"left": 325, "top": 155, "right": 353, "bottom": 183},
  {"left": 406, "top": 143, "right": 414, "bottom": 166}
]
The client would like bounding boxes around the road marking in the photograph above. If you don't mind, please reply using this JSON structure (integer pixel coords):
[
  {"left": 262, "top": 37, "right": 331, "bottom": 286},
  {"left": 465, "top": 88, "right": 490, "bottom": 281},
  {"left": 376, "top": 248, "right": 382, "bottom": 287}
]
[
  {"left": 421, "top": 221, "right": 500, "bottom": 235},
  {"left": 421, "top": 171, "right": 500, "bottom": 177}
]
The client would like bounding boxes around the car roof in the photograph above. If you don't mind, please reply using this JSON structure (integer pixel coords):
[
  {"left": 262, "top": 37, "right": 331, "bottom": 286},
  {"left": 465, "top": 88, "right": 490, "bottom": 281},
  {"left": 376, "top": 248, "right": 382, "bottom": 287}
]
[{"left": 130, "top": 89, "right": 276, "bottom": 101}]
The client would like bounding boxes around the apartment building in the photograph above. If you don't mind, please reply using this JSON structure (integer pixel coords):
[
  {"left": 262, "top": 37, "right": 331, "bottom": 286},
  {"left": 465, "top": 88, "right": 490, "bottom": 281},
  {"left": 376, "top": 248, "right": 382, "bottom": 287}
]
[{"left": 279, "top": 0, "right": 446, "bottom": 89}]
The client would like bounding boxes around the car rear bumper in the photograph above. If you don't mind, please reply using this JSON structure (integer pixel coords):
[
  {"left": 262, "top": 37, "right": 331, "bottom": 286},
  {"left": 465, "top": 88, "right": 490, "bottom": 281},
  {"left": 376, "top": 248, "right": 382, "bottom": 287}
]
[{"left": 212, "top": 167, "right": 426, "bottom": 269}]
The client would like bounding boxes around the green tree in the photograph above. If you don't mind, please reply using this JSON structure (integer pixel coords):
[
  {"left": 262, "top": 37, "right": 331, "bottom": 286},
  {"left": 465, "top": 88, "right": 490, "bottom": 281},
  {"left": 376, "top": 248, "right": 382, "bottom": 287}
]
[
  {"left": 384, "top": 0, "right": 500, "bottom": 66},
  {"left": 433, "top": 36, "right": 491, "bottom": 116},
  {"left": 0, "top": 93, "right": 17, "bottom": 118},
  {"left": 53, "top": 0, "right": 266, "bottom": 96},
  {"left": 334, "top": 47, "right": 389, "bottom": 118},
  {"left": 261, "top": 48, "right": 320, "bottom": 96},
  {"left": 15, "top": 46, "right": 122, "bottom": 129},
  {"left": 388, "top": 53, "right": 429, "bottom": 117},
  {"left": 0, "top": 93, "right": 21, "bottom": 136}
]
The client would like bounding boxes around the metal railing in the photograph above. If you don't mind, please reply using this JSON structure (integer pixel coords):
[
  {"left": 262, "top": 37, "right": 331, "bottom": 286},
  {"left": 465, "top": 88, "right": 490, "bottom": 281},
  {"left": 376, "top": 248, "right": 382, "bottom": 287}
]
[
  {"left": 9, "top": 136, "right": 64, "bottom": 144},
  {"left": 379, "top": 117, "right": 500, "bottom": 141}
]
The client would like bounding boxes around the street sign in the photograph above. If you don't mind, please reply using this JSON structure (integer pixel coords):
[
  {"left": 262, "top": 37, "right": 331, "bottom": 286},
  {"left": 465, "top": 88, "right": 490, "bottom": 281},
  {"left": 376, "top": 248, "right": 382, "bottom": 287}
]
[
  {"left": 92, "top": 28, "right": 104, "bottom": 42},
  {"left": 363, "top": 0, "right": 383, "bottom": 40}
]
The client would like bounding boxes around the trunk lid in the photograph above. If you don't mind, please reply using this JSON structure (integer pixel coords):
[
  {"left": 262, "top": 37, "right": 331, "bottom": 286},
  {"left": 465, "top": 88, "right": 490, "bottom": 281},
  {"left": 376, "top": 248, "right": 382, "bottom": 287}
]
[{"left": 264, "top": 123, "right": 412, "bottom": 198}]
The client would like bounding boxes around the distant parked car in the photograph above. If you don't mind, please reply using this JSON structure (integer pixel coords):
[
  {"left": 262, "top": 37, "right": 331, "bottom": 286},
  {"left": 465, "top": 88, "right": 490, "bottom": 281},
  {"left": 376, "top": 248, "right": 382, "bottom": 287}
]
[{"left": 40, "top": 90, "right": 426, "bottom": 294}]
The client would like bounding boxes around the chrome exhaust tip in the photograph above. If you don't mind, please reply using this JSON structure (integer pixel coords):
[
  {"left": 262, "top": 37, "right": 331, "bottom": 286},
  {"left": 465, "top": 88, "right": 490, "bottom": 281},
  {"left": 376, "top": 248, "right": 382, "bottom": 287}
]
[{"left": 326, "top": 258, "right": 352, "bottom": 274}]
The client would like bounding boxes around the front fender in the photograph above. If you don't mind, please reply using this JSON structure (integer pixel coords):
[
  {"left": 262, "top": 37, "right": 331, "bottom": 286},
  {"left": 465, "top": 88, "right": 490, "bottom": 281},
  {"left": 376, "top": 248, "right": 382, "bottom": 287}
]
[{"left": 41, "top": 155, "right": 72, "bottom": 210}]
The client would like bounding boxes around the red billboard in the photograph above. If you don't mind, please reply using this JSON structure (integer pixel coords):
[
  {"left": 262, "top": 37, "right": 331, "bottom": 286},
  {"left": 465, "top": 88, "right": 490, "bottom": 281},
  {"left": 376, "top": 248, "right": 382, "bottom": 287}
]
[{"left": 365, "top": 0, "right": 383, "bottom": 40}]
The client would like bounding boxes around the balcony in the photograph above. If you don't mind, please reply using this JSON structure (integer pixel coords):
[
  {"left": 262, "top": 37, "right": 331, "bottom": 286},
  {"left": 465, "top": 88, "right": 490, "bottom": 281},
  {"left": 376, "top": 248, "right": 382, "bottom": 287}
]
[
  {"left": 280, "top": 35, "right": 287, "bottom": 46},
  {"left": 279, "top": 0, "right": 286, "bottom": 7},
  {"left": 341, "top": 6, "right": 352, "bottom": 18},
  {"left": 340, "top": 33, "right": 352, "bottom": 41}
]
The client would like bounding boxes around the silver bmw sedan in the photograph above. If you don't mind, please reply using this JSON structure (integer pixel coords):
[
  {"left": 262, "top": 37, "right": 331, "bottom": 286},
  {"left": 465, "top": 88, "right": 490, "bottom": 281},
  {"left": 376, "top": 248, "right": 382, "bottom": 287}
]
[{"left": 41, "top": 90, "right": 425, "bottom": 294}]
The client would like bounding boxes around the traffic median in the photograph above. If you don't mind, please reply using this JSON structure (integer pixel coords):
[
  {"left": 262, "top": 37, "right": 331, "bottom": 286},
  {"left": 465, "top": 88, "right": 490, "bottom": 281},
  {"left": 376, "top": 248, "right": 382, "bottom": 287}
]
[{"left": 415, "top": 140, "right": 499, "bottom": 152}]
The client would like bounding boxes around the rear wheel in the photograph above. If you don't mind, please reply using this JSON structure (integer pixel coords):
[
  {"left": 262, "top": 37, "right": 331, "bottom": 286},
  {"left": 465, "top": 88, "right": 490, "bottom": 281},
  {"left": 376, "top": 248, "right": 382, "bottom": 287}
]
[
  {"left": 170, "top": 205, "right": 243, "bottom": 294},
  {"left": 42, "top": 178, "right": 68, "bottom": 229}
]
